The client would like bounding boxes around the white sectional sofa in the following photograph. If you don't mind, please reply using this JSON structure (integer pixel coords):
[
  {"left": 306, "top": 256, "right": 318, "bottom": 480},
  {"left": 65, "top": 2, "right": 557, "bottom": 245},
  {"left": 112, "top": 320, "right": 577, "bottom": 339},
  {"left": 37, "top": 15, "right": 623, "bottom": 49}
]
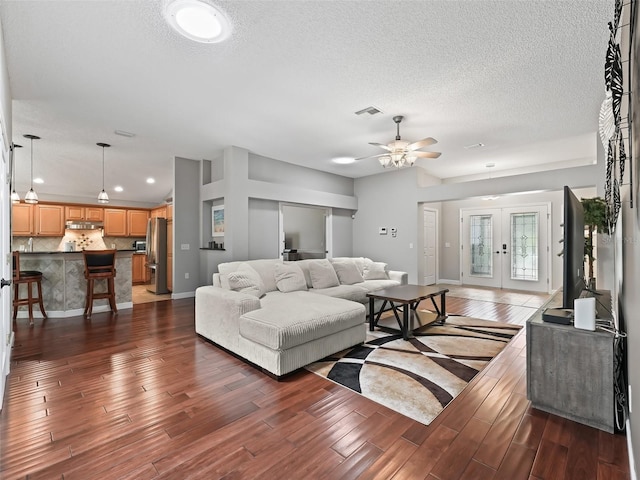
[{"left": 195, "top": 257, "right": 407, "bottom": 378}]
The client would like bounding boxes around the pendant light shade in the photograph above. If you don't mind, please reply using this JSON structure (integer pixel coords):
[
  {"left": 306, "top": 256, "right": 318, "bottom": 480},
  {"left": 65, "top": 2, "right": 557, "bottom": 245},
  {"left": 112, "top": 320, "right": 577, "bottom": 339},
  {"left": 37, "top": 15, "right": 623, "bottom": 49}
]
[
  {"left": 23, "top": 134, "right": 40, "bottom": 204},
  {"left": 11, "top": 143, "right": 22, "bottom": 203},
  {"left": 97, "top": 142, "right": 110, "bottom": 204}
]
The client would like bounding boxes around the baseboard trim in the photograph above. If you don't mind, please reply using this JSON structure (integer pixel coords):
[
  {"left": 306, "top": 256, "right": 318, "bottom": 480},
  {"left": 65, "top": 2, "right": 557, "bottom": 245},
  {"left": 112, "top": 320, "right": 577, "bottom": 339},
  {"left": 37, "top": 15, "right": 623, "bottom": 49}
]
[
  {"left": 15, "top": 302, "right": 133, "bottom": 319},
  {"left": 438, "top": 279, "right": 461, "bottom": 285},
  {"left": 627, "top": 418, "right": 637, "bottom": 480},
  {"left": 171, "top": 291, "right": 195, "bottom": 300}
]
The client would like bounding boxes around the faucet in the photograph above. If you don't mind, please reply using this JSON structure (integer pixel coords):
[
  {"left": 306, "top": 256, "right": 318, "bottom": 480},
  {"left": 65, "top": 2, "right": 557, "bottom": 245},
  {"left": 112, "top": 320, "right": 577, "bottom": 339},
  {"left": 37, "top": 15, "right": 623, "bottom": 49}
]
[{"left": 27, "top": 237, "right": 33, "bottom": 252}]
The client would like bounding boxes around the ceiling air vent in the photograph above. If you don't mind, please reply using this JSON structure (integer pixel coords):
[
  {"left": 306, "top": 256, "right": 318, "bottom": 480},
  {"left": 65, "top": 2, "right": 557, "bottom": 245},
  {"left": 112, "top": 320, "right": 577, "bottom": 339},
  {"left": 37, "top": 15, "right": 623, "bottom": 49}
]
[{"left": 355, "top": 106, "right": 383, "bottom": 116}]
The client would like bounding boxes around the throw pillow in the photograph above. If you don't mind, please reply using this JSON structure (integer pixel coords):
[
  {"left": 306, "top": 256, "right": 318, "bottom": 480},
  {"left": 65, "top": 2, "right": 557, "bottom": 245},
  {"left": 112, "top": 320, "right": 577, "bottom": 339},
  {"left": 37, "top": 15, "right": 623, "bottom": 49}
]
[
  {"left": 227, "top": 263, "right": 266, "bottom": 298},
  {"left": 308, "top": 259, "right": 340, "bottom": 289},
  {"left": 363, "top": 261, "right": 389, "bottom": 280},
  {"left": 331, "top": 260, "right": 364, "bottom": 285},
  {"left": 274, "top": 263, "right": 308, "bottom": 293}
]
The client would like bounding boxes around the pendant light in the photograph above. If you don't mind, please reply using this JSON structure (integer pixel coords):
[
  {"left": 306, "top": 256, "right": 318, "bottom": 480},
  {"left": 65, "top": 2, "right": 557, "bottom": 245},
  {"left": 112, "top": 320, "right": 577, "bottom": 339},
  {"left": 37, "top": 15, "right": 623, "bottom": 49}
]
[
  {"left": 97, "top": 142, "right": 110, "bottom": 204},
  {"left": 23, "top": 134, "right": 40, "bottom": 204},
  {"left": 10, "top": 143, "right": 22, "bottom": 203}
]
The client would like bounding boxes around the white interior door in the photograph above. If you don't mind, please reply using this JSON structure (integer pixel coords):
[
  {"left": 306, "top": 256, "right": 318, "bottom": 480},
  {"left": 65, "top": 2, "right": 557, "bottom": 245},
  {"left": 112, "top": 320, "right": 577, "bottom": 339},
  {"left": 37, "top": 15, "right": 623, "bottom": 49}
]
[
  {"left": 461, "top": 204, "right": 550, "bottom": 292},
  {"left": 423, "top": 208, "right": 437, "bottom": 285},
  {"left": 0, "top": 130, "right": 12, "bottom": 411}
]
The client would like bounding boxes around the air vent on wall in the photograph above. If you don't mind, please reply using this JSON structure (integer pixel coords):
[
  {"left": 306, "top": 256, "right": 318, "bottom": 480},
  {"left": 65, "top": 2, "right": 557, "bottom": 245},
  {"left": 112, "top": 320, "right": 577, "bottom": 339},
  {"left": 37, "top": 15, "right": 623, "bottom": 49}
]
[{"left": 355, "top": 106, "right": 383, "bottom": 116}]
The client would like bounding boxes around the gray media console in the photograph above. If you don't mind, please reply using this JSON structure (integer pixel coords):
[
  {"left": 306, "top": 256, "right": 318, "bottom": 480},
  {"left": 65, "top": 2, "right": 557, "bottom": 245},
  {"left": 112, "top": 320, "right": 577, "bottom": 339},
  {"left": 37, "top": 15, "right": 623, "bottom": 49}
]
[{"left": 526, "top": 290, "right": 616, "bottom": 433}]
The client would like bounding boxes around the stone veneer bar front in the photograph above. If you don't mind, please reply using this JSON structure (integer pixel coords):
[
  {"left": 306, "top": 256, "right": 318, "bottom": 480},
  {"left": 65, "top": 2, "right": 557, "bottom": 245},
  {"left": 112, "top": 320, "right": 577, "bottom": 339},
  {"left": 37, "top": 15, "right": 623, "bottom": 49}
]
[{"left": 15, "top": 251, "right": 133, "bottom": 319}]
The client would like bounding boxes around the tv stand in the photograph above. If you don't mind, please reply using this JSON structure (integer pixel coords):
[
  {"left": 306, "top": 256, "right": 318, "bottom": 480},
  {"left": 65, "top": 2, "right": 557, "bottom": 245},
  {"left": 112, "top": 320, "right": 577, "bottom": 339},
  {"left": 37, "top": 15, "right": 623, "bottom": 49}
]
[{"left": 527, "top": 289, "right": 616, "bottom": 433}]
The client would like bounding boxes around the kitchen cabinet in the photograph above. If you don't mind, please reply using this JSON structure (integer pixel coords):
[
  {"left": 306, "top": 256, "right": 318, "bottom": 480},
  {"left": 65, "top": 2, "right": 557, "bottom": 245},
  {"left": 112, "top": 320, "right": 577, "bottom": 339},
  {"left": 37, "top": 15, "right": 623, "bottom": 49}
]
[
  {"left": 132, "top": 253, "right": 149, "bottom": 284},
  {"left": 65, "top": 206, "right": 103, "bottom": 221},
  {"left": 151, "top": 206, "right": 166, "bottom": 219},
  {"left": 128, "top": 210, "right": 149, "bottom": 237},
  {"left": 104, "top": 209, "right": 128, "bottom": 236},
  {"left": 35, "top": 204, "right": 65, "bottom": 236},
  {"left": 12, "top": 203, "right": 34, "bottom": 235},
  {"left": 166, "top": 204, "right": 173, "bottom": 220}
]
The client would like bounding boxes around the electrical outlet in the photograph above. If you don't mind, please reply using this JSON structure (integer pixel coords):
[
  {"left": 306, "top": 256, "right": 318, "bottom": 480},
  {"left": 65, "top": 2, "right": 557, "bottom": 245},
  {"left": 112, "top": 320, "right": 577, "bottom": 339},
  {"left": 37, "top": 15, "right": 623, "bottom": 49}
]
[
  {"left": 409, "top": 243, "right": 413, "bottom": 249},
  {"left": 185, "top": 272, "right": 189, "bottom": 279}
]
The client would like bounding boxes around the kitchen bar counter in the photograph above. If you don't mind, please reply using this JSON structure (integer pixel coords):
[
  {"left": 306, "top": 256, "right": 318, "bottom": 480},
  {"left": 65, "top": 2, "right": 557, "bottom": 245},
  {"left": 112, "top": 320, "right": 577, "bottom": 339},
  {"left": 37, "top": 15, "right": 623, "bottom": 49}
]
[{"left": 16, "top": 251, "right": 133, "bottom": 319}]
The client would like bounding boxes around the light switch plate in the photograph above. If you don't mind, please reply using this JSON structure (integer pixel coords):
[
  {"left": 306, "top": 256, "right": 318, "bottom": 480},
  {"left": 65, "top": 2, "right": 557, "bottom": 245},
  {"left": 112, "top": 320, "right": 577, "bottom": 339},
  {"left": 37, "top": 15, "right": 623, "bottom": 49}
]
[{"left": 180, "top": 244, "right": 190, "bottom": 250}]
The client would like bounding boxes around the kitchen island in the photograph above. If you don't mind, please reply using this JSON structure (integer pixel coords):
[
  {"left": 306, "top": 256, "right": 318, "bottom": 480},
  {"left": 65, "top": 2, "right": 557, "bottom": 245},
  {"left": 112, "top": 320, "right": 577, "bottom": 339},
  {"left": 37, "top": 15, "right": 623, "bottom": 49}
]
[{"left": 15, "top": 251, "right": 133, "bottom": 319}]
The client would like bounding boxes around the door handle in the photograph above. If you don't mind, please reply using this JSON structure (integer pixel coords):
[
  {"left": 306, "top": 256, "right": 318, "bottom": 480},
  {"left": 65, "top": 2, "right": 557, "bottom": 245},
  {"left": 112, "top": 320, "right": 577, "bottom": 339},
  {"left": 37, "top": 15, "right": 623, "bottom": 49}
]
[{"left": 1, "top": 278, "right": 11, "bottom": 288}]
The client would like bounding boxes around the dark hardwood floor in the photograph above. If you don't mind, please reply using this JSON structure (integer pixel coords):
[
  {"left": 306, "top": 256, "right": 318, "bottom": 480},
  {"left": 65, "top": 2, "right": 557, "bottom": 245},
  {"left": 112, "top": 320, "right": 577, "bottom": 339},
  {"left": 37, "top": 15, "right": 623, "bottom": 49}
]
[{"left": 0, "top": 290, "right": 630, "bottom": 479}]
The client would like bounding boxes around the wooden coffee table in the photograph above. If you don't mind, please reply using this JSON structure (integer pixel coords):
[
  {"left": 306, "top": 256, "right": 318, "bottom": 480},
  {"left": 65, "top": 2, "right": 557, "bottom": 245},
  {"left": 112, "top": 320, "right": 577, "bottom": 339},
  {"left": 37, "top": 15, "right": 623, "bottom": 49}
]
[{"left": 367, "top": 284, "right": 449, "bottom": 340}]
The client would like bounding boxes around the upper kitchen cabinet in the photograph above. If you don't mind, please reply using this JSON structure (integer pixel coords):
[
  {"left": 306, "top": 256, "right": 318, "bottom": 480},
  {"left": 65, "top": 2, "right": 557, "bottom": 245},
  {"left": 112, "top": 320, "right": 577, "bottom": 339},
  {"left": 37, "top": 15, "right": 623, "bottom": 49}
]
[
  {"left": 35, "top": 204, "right": 65, "bottom": 236},
  {"left": 166, "top": 204, "right": 173, "bottom": 220},
  {"left": 104, "top": 208, "right": 128, "bottom": 236},
  {"left": 128, "top": 210, "right": 149, "bottom": 237},
  {"left": 150, "top": 206, "right": 167, "bottom": 219},
  {"left": 65, "top": 206, "right": 104, "bottom": 222},
  {"left": 12, "top": 203, "right": 34, "bottom": 235}
]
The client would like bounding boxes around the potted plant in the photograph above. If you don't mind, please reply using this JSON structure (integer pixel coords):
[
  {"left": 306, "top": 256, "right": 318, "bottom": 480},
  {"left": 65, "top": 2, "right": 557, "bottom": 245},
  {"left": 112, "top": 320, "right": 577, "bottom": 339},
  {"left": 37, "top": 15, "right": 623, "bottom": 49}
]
[{"left": 581, "top": 196, "right": 608, "bottom": 289}]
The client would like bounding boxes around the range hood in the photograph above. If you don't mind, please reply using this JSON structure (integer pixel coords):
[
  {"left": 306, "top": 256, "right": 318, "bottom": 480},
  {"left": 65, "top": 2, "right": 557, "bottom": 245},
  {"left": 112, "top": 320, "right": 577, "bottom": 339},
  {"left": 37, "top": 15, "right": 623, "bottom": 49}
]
[{"left": 65, "top": 220, "right": 104, "bottom": 230}]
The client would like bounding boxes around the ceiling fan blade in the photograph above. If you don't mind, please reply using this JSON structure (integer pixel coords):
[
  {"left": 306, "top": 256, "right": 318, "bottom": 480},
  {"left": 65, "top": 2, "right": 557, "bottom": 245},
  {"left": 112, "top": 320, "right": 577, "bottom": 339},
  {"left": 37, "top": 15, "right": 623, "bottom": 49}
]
[
  {"left": 407, "top": 137, "right": 437, "bottom": 150},
  {"left": 412, "top": 151, "right": 441, "bottom": 159},
  {"left": 368, "top": 142, "right": 392, "bottom": 152},
  {"left": 354, "top": 153, "right": 389, "bottom": 161}
]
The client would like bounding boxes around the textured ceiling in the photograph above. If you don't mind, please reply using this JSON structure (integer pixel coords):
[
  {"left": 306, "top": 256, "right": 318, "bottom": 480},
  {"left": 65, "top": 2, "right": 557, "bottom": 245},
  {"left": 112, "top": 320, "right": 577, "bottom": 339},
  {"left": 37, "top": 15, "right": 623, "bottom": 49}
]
[{"left": 0, "top": 0, "right": 612, "bottom": 205}]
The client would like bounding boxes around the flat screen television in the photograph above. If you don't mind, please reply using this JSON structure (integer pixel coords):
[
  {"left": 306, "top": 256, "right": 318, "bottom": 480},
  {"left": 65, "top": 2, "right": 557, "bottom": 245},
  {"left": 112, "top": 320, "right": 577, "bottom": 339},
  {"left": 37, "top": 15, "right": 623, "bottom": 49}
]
[{"left": 562, "top": 185, "right": 586, "bottom": 309}]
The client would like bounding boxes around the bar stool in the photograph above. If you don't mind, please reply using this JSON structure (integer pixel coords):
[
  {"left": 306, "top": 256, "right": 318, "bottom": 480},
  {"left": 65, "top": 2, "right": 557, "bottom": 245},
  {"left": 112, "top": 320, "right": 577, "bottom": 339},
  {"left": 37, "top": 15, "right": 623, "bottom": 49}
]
[
  {"left": 83, "top": 250, "right": 117, "bottom": 318},
  {"left": 12, "top": 251, "right": 47, "bottom": 326}
]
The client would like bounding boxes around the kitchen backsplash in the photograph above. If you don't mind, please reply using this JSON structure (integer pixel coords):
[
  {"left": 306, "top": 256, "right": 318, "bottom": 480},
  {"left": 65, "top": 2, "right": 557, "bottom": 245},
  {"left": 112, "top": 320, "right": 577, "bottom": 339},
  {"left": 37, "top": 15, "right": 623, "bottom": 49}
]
[{"left": 13, "top": 232, "right": 145, "bottom": 252}]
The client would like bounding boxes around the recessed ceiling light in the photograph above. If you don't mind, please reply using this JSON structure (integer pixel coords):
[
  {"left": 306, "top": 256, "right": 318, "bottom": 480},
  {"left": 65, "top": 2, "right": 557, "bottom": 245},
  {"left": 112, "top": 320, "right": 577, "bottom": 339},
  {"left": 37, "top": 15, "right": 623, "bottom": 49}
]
[
  {"left": 33, "top": 177, "right": 44, "bottom": 184},
  {"left": 164, "top": 0, "right": 232, "bottom": 44},
  {"left": 146, "top": 178, "right": 155, "bottom": 184},
  {"left": 332, "top": 157, "right": 356, "bottom": 165},
  {"left": 114, "top": 186, "right": 123, "bottom": 192}
]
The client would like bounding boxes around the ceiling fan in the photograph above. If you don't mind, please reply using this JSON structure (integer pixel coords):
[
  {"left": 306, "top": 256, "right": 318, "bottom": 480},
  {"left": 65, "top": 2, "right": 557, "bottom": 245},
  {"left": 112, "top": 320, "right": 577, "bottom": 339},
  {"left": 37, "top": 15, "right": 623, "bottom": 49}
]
[{"left": 357, "top": 115, "right": 441, "bottom": 168}]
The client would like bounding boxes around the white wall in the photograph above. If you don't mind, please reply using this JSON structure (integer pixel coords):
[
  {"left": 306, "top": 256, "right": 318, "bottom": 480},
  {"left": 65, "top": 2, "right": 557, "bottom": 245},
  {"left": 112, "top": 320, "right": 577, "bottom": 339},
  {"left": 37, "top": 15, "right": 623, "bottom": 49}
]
[
  {"left": 354, "top": 162, "right": 601, "bottom": 283},
  {"left": 198, "top": 146, "right": 357, "bottom": 283},
  {"left": 173, "top": 156, "right": 200, "bottom": 296},
  {"left": 621, "top": 4, "right": 639, "bottom": 473}
]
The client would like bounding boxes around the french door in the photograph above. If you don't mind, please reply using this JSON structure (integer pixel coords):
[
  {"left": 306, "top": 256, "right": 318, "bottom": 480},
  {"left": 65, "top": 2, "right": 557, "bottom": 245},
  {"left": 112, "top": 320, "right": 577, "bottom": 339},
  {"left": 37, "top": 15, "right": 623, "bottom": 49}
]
[{"left": 461, "top": 204, "right": 550, "bottom": 292}]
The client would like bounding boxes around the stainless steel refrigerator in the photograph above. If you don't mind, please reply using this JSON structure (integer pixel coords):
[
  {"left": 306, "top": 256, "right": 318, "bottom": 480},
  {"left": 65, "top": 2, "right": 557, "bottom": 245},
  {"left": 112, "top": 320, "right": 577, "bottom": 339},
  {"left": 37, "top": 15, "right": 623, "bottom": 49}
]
[{"left": 145, "top": 217, "right": 169, "bottom": 294}]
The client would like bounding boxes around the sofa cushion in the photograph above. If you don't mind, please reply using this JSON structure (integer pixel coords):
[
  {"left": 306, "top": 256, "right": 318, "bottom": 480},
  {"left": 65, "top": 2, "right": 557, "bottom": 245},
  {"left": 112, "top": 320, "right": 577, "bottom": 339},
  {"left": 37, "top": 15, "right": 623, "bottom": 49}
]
[
  {"left": 274, "top": 263, "right": 308, "bottom": 293},
  {"left": 219, "top": 259, "right": 282, "bottom": 292},
  {"left": 308, "top": 259, "right": 340, "bottom": 289},
  {"left": 332, "top": 257, "right": 369, "bottom": 275},
  {"left": 363, "top": 261, "right": 389, "bottom": 280},
  {"left": 238, "top": 291, "right": 365, "bottom": 350},
  {"left": 309, "top": 284, "right": 369, "bottom": 303},
  {"left": 331, "top": 260, "right": 364, "bottom": 285},
  {"left": 355, "top": 278, "right": 401, "bottom": 292},
  {"left": 227, "top": 264, "right": 265, "bottom": 298}
]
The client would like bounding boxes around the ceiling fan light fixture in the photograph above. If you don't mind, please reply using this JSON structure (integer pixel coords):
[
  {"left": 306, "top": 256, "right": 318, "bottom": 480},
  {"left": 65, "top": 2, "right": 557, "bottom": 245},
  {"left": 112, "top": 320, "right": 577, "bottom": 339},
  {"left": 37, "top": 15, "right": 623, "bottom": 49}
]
[
  {"left": 165, "top": 0, "right": 232, "bottom": 44},
  {"left": 361, "top": 116, "right": 440, "bottom": 170}
]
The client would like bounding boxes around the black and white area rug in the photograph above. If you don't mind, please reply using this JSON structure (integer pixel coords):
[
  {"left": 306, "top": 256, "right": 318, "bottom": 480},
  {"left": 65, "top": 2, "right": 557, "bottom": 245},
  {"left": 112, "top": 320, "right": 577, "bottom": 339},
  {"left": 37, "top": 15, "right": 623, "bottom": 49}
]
[{"left": 305, "top": 314, "right": 522, "bottom": 425}]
